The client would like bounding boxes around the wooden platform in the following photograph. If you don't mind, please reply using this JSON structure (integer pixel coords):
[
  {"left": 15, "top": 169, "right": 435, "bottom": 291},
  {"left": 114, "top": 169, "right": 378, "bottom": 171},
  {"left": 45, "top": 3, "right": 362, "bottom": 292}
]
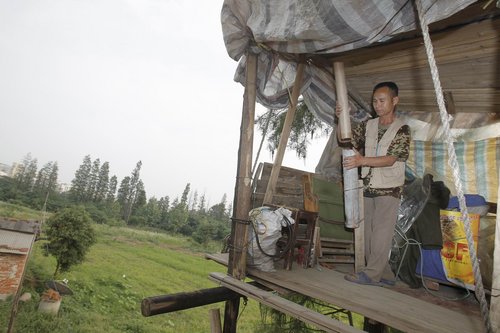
[{"left": 206, "top": 253, "right": 483, "bottom": 333}]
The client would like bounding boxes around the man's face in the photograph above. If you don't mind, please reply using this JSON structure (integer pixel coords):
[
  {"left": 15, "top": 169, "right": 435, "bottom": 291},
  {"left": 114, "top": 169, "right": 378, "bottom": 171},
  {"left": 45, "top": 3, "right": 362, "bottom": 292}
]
[{"left": 372, "top": 86, "right": 399, "bottom": 117}]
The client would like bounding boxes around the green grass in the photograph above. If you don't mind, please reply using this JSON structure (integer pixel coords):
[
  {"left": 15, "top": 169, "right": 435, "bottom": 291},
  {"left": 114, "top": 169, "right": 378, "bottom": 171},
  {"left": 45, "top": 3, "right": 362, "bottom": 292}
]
[
  {"left": 0, "top": 217, "right": 261, "bottom": 332},
  {"left": 0, "top": 202, "right": 364, "bottom": 332},
  {"left": 0, "top": 201, "right": 49, "bottom": 221}
]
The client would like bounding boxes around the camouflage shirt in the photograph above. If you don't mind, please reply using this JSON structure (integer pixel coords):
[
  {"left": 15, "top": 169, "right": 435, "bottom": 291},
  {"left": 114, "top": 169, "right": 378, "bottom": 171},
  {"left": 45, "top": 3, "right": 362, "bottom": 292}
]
[{"left": 351, "top": 120, "right": 411, "bottom": 198}]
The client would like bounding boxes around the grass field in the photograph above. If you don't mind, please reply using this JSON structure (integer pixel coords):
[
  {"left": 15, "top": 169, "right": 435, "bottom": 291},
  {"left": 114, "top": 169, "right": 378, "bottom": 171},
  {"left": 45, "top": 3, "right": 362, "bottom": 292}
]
[{"left": 0, "top": 204, "right": 262, "bottom": 333}]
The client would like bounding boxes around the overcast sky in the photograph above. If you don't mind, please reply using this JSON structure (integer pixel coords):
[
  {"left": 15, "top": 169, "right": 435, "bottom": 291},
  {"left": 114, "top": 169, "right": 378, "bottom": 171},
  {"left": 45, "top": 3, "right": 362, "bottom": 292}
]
[{"left": 0, "top": 1, "right": 327, "bottom": 205}]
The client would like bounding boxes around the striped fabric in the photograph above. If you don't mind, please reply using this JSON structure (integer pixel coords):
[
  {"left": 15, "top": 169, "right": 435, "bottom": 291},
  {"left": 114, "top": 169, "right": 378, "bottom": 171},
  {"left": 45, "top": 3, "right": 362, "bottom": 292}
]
[
  {"left": 407, "top": 138, "right": 499, "bottom": 203},
  {"left": 222, "top": 0, "right": 476, "bottom": 124}
]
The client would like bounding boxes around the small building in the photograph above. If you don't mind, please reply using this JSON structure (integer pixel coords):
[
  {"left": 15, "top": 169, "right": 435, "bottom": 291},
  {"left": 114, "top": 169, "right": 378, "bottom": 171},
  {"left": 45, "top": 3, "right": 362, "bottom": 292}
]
[{"left": 0, "top": 218, "right": 40, "bottom": 300}]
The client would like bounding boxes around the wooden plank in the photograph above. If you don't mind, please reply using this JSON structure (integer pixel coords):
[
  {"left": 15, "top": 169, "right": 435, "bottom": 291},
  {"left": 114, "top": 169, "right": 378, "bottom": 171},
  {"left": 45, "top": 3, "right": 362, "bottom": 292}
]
[
  {"left": 247, "top": 265, "right": 483, "bottom": 333},
  {"left": 210, "top": 272, "right": 364, "bottom": 333},
  {"left": 206, "top": 253, "right": 482, "bottom": 333},
  {"left": 318, "top": 257, "right": 355, "bottom": 264},
  {"left": 490, "top": 167, "right": 500, "bottom": 332},
  {"left": 332, "top": 19, "right": 499, "bottom": 75},
  {"left": 263, "top": 62, "right": 306, "bottom": 205},
  {"left": 303, "top": 174, "right": 319, "bottom": 212}
]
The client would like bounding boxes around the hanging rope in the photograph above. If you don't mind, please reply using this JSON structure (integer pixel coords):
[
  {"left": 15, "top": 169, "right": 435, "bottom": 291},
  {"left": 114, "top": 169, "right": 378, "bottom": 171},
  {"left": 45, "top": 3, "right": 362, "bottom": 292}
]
[{"left": 414, "top": 1, "right": 491, "bottom": 332}]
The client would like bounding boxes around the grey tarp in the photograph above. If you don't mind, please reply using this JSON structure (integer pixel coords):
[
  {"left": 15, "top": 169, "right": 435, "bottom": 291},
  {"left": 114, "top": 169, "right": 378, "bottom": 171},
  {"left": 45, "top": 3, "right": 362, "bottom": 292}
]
[{"left": 221, "top": 0, "right": 477, "bottom": 124}]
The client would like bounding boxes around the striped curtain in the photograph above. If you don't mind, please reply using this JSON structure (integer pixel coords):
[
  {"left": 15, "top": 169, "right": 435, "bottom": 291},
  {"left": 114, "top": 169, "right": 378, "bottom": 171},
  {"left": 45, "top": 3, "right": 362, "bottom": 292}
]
[{"left": 407, "top": 138, "right": 500, "bottom": 203}]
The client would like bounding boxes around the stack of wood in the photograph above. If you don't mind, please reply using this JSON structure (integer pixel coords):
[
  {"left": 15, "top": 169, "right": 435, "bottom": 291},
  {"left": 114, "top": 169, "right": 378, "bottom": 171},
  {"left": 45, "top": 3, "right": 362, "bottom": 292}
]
[
  {"left": 317, "top": 237, "right": 355, "bottom": 265},
  {"left": 251, "top": 162, "right": 311, "bottom": 209}
]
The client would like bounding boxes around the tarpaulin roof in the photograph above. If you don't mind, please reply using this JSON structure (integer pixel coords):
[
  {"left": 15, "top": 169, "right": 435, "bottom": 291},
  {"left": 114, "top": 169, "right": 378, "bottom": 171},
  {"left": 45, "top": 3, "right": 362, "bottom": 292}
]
[{"left": 221, "top": 0, "right": 477, "bottom": 124}]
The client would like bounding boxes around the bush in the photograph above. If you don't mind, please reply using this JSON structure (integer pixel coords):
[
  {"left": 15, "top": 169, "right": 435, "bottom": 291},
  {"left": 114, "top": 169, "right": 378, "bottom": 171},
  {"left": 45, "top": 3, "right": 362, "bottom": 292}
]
[{"left": 44, "top": 206, "right": 96, "bottom": 276}]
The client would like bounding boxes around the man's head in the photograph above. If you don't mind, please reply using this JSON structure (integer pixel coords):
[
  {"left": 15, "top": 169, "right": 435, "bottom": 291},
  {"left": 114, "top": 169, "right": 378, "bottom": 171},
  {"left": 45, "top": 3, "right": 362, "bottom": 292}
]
[{"left": 372, "top": 81, "right": 399, "bottom": 118}]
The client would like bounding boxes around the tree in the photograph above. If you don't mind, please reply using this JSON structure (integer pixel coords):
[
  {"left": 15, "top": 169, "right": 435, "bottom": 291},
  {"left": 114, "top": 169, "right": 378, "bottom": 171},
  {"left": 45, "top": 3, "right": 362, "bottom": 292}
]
[
  {"left": 107, "top": 175, "right": 118, "bottom": 203},
  {"left": 117, "top": 161, "right": 146, "bottom": 223},
  {"left": 256, "top": 102, "right": 329, "bottom": 159},
  {"left": 117, "top": 176, "right": 131, "bottom": 217},
  {"left": 44, "top": 206, "right": 96, "bottom": 276},
  {"left": 33, "top": 161, "right": 58, "bottom": 196},
  {"left": 14, "top": 154, "right": 38, "bottom": 191},
  {"left": 85, "top": 158, "right": 100, "bottom": 201},
  {"left": 70, "top": 155, "right": 92, "bottom": 202},
  {"left": 94, "top": 161, "right": 110, "bottom": 203}
]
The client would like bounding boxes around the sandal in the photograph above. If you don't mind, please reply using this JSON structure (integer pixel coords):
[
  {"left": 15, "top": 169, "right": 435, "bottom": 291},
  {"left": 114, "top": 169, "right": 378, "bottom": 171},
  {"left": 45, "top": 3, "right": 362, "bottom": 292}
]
[
  {"left": 344, "top": 272, "right": 383, "bottom": 286},
  {"left": 380, "top": 278, "right": 396, "bottom": 286}
]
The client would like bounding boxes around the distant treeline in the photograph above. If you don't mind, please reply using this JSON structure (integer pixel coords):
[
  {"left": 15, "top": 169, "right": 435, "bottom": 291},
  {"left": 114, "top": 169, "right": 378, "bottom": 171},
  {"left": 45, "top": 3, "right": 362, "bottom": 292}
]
[{"left": 0, "top": 153, "right": 231, "bottom": 244}]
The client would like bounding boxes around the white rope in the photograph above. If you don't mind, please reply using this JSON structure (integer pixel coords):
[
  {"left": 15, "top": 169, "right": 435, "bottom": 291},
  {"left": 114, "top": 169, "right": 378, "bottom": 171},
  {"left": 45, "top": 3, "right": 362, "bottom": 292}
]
[{"left": 414, "top": 1, "right": 491, "bottom": 332}]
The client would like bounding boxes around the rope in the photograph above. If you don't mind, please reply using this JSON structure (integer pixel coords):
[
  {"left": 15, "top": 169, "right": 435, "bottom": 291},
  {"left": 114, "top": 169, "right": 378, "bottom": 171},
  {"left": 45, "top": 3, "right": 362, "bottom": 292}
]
[{"left": 414, "top": 1, "right": 491, "bottom": 332}]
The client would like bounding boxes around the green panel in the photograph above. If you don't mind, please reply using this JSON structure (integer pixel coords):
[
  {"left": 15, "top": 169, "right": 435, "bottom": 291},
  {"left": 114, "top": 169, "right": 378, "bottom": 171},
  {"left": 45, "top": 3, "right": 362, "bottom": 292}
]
[
  {"left": 312, "top": 176, "right": 352, "bottom": 239},
  {"left": 318, "top": 220, "right": 353, "bottom": 240},
  {"left": 313, "top": 176, "right": 345, "bottom": 222}
]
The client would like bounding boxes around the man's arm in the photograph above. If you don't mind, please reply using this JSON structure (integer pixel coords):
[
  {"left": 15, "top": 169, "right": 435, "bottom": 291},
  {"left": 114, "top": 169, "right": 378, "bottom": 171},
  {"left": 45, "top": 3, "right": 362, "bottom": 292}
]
[{"left": 343, "top": 153, "right": 396, "bottom": 170}]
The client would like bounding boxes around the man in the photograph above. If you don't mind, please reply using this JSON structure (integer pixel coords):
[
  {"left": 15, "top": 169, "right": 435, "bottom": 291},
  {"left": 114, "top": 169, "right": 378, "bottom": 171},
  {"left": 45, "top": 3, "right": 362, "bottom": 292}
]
[{"left": 340, "top": 81, "right": 411, "bottom": 286}]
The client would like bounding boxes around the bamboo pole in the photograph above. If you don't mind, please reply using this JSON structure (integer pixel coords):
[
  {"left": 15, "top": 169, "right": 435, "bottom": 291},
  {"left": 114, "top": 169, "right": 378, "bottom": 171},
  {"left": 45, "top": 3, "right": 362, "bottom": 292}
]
[
  {"left": 334, "top": 62, "right": 352, "bottom": 142},
  {"left": 224, "top": 51, "right": 258, "bottom": 333},
  {"left": 263, "top": 61, "right": 306, "bottom": 205},
  {"left": 333, "top": 61, "right": 361, "bottom": 229}
]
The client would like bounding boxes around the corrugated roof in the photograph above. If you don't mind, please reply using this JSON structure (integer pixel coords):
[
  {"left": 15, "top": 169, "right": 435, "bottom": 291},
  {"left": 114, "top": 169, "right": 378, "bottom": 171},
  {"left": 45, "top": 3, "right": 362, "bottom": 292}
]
[
  {"left": 0, "top": 218, "right": 40, "bottom": 234},
  {"left": 0, "top": 229, "right": 35, "bottom": 255}
]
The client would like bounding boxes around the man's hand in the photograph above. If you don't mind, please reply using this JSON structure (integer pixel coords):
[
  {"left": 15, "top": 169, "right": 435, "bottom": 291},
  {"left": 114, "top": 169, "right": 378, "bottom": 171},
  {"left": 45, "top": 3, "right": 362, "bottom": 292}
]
[{"left": 343, "top": 149, "right": 364, "bottom": 170}]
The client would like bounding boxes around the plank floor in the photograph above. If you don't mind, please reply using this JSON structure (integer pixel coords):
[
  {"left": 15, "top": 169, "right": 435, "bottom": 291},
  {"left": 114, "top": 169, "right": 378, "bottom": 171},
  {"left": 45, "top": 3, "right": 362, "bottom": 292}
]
[{"left": 206, "top": 253, "right": 484, "bottom": 333}]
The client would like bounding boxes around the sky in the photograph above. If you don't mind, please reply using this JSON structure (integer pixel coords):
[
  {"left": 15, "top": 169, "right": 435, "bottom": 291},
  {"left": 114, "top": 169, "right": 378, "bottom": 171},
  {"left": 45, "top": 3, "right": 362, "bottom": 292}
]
[{"left": 0, "top": 0, "right": 328, "bottom": 206}]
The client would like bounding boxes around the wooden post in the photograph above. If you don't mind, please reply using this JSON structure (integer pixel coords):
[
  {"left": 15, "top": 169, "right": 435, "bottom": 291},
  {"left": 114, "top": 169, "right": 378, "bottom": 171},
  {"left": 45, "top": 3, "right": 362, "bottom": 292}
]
[
  {"left": 262, "top": 61, "right": 306, "bottom": 205},
  {"left": 224, "top": 51, "right": 257, "bottom": 333},
  {"left": 354, "top": 179, "right": 365, "bottom": 273},
  {"left": 490, "top": 168, "right": 500, "bottom": 332},
  {"left": 210, "top": 308, "right": 222, "bottom": 333}
]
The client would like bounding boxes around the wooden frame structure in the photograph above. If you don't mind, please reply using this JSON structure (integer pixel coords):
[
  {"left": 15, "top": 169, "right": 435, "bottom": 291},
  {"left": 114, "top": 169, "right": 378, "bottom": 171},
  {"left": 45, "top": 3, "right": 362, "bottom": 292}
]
[
  {"left": 221, "top": 4, "right": 500, "bottom": 332},
  {"left": 142, "top": 3, "right": 499, "bottom": 333}
]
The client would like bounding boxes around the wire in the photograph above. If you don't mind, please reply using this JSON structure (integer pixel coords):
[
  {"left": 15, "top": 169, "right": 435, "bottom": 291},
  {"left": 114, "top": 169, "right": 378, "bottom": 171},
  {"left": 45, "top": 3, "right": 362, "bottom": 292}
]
[
  {"left": 392, "top": 226, "right": 470, "bottom": 302},
  {"left": 249, "top": 210, "right": 295, "bottom": 259}
]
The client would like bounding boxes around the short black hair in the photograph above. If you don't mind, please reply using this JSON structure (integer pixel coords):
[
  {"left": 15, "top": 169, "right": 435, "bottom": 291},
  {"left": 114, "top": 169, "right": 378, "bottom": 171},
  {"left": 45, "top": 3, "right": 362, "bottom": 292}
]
[{"left": 373, "top": 81, "right": 399, "bottom": 97}]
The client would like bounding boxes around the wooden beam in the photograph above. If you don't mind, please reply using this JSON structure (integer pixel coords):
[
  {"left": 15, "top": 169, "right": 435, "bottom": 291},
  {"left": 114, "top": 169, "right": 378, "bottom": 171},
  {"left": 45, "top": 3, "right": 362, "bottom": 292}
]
[
  {"left": 263, "top": 61, "right": 306, "bottom": 205},
  {"left": 490, "top": 167, "right": 500, "bottom": 332},
  {"left": 210, "top": 272, "right": 364, "bottom": 333},
  {"left": 141, "top": 287, "right": 240, "bottom": 317},
  {"left": 224, "top": 51, "right": 258, "bottom": 333}
]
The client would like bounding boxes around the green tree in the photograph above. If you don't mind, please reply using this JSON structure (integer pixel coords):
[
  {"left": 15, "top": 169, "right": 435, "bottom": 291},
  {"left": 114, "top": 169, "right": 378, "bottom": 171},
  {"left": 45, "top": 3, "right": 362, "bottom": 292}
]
[
  {"left": 117, "top": 176, "right": 131, "bottom": 218},
  {"left": 94, "top": 161, "right": 110, "bottom": 203},
  {"left": 70, "top": 155, "right": 92, "bottom": 202},
  {"left": 256, "top": 102, "right": 329, "bottom": 159},
  {"left": 107, "top": 175, "right": 118, "bottom": 203},
  {"left": 33, "top": 161, "right": 58, "bottom": 196},
  {"left": 85, "top": 158, "right": 100, "bottom": 201},
  {"left": 168, "top": 183, "right": 191, "bottom": 233},
  {"left": 44, "top": 206, "right": 96, "bottom": 276},
  {"left": 14, "top": 153, "right": 38, "bottom": 191}
]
